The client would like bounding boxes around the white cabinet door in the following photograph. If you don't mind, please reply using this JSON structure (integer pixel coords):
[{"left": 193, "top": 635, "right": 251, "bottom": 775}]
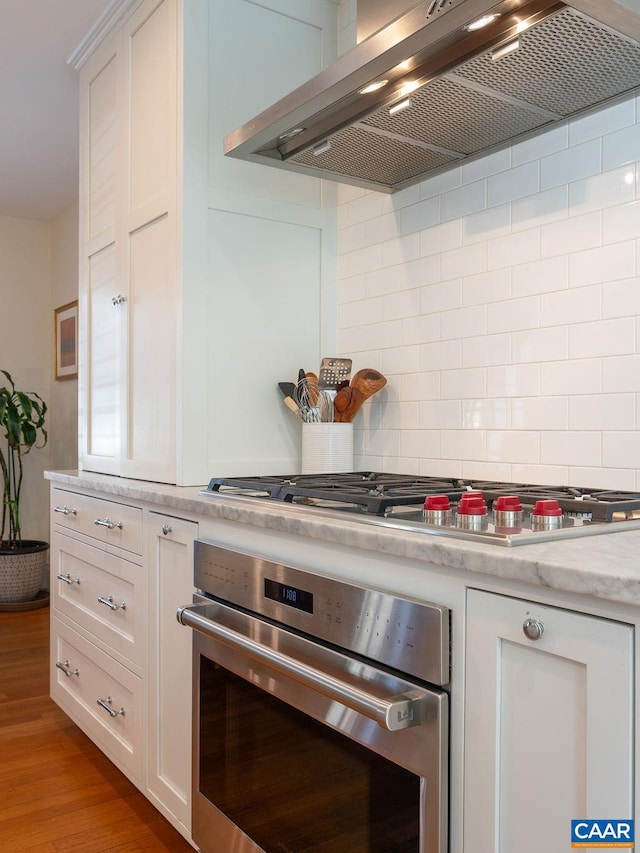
[
  {"left": 464, "top": 589, "right": 634, "bottom": 853},
  {"left": 146, "top": 511, "right": 197, "bottom": 836}
]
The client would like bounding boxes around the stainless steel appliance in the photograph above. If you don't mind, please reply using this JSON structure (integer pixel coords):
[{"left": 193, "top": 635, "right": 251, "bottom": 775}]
[
  {"left": 178, "top": 541, "right": 449, "bottom": 853},
  {"left": 201, "top": 472, "right": 640, "bottom": 546},
  {"left": 224, "top": 0, "right": 640, "bottom": 192}
]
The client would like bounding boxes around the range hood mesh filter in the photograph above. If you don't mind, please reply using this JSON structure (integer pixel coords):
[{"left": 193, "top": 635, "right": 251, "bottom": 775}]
[
  {"left": 290, "top": 124, "right": 459, "bottom": 187},
  {"left": 362, "top": 76, "right": 553, "bottom": 156},
  {"left": 456, "top": 8, "right": 640, "bottom": 116}
]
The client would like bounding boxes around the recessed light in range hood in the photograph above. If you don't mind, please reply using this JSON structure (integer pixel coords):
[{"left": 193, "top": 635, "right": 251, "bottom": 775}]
[{"left": 224, "top": 0, "right": 640, "bottom": 193}]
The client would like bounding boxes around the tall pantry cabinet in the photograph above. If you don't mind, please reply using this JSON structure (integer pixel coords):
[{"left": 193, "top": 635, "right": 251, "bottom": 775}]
[{"left": 77, "top": 0, "right": 338, "bottom": 486}]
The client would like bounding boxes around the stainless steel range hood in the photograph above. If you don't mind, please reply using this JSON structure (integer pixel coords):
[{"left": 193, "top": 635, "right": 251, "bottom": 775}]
[{"left": 224, "top": 0, "right": 640, "bottom": 192}]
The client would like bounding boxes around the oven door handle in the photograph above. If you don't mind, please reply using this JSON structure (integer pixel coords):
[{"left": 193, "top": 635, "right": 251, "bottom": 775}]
[{"left": 178, "top": 602, "right": 438, "bottom": 732}]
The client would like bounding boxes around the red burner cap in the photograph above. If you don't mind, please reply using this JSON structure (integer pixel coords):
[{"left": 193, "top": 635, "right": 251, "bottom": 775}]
[
  {"left": 457, "top": 493, "right": 487, "bottom": 515},
  {"left": 424, "top": 494, "right": 451, "bottom": 511},
  {"left": 532, "top": 499, "right": 563, "bottom": 517},
  {"left": 494, "top": 495, "right": 523, "bottom": 512}
]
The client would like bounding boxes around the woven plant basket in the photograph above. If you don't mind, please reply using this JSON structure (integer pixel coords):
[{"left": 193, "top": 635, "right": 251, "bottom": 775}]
[{"left": 0, "top": 541, "right": 49, "bottom": 604}]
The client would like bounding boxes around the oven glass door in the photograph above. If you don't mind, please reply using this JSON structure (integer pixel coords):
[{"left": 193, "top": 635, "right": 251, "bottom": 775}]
[
  {"left": 187, "top": 601, "right": 447, "bottom": 853},
  {"left": 199, "top": 655, "right": 420, "bottom": 853}
]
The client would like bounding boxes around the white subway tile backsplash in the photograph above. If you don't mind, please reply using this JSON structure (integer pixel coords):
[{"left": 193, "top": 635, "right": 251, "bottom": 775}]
[
  {"left": 421, "top": 280, "right": 463, "bottom": 314},
  {"left": 488, "top": 162, "right": 539, "bottom": 206},
  {"left": 400, "top": 197, "right": 441, "bottom": 235},
  {"left": 441, "top": 367, "right": 487, "bottom": 399},
  {"left": 511, "top": 396, "right": 569, "bottom": 430},
  {"left": 569, "top": 394, "right": 636, "bottom": 431},
  {"left": 442, "top": 243, "right": 487, "bottom": 280},
  {"left": 419, "top": 400, "right": 461, "bottom": 430},
  {"left": 540, "top": 431, "right": 602, "bottom": 467},
  {"left": 603, "top": 122, "right": 640, "bottom": 170},
  {"left": 487, "top": 228, "right": 540, "bottom": 271},
  {"left": 512, "top": 327, "right": 568, "bottom": 364},
  {"left": 541, "top": 211, "right": 602, "bottom": 258},
  {"left": 487, "top": 364, "right": 540, "bottom": 398},
  {"left": 366, "top": 266, "right": 401, "bottom": 298},
  {"left": 402, "top": 314, "right": 441, "bottom": 346},
  {"left": 382, "top": 288, "right": 421, "bottom": 322},
  {"left": 463, "top": 267, "right": 511, "bottom": 306},
  {"left": 441, "top": 429, "right": 487, "bottom": 461},
  {"left": 461, "top": 398, "right": 510, "bottom": 429},
  {"left": 420, "top": 219, "right": 463, "bottom": 257},
  {"left": 540, "top": 139, "right": 601, "bottom": 190},
  {"left": 463, "top": 203, "right": 511, "bottom": 245},
  {"left": 420, "top": 339, "right": 463, "bottom": 371},
  {"left": 602, "top": 200, "right": 640, "bottom": 244},
  {"left": 462, "top": 333, "right": 510, "bottom": 367},
  {"left": 338, "top": 99, "right": 640, "bottom": 482},
  {"left": 569, "top": 241, "right": 636, "bottom": 288},
  {"left": 540, "top": 358, "right": 602, "bottom": 396},
  {"left": 487, "top": 431, "right": 540, "bottom": 464},
  {"left": 540, "top": 284, "right": 601, "bottom": 328},
  {"left": 442, "top": 305, "right": 486, "bottom": 340},
  {"left": 603, "top": 277, "right": 640, "bottom": 319},
  {"left": 403, "top": 255, "right": 442, "bottom": 290},
  {"left": 442, "top": 180, "right": 487, "bottom": 222},
  {"left": 512, "top": 256, "right": 568, "bottom": 297},
  {"left": 512, "top": 186, "right": 568, "bottom": 232},
  {"left": 603, "top": 433, "right": 640, "bottom": 469},
  {"left": 569, "top": 167, "right": 635, "bottom": 216},
  {"left": 569, "top": 318, "right": 636, "bottom": 359},
  {"left": 603, "top": 355, "right": 640, "bottom": 393},
  {"left": 487, "top": 295, "right": 539, "bottom": 333}
]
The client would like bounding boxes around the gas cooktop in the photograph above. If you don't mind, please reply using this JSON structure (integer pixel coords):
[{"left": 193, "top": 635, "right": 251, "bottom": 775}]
[{"left": 202, "top": 472, "right": 640, "bottom": 546}]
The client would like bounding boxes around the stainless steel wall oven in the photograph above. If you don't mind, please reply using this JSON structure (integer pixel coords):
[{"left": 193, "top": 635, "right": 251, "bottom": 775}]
[{"left": 178, "top": 540, "right": 450, "bottom": 853}]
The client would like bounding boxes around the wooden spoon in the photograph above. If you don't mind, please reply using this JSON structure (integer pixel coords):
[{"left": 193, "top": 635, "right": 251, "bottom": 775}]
[
  {"left": 349, "top": 368, "right": 387, "bottom": 400},
  {"left": 334, "top": 386, "right": 364, "bottom": 422}
]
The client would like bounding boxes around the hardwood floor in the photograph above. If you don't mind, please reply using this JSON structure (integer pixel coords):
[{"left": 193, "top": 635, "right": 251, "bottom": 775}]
[{"left": 0, "top": 607, "right": 194, "bottom": 853}]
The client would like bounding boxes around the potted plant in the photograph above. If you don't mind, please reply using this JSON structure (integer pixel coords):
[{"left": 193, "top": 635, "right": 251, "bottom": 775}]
[{"left": 0, "top": 370, "right": 48, "bottom": 604}]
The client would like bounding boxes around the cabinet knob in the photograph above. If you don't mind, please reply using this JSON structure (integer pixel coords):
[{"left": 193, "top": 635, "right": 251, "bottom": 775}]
[
  {"left": 523, "top": 617, "right": 545, "bottom": 641},
  {"left": 161, "top": 523, "right": 172, "bottom": 536},
  {"left": 111, "top": 294, "right": 126, "bottom": 306}
]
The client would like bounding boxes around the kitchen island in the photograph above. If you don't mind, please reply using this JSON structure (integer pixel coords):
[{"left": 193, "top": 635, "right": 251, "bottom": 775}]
[{"left": 46, "top": 469, "right": 640, "bottom": 853}]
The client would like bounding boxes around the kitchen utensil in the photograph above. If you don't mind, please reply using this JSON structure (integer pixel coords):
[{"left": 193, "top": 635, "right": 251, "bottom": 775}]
[
  {"left": 305, "top": 372, "right": 319, "bottom": 406},
  {"left": 282, "top": 396, "right": 301, "bottom": 416},
  {"left": 333, "top": 386, "right": 365, "bottom": 422},
  {"left": 278, "top": 382, "right": 296, "bottom": 398},
  {"left": 350, "top": 368, "right": 387, "bottom": 400},
  {"left": 318, "top": 358, "right": 352, "bottom": 416}
]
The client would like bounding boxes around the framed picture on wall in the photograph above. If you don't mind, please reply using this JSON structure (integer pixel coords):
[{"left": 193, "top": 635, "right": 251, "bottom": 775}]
[{"left": 54, "top": 300, "right": 78, "bottom": 381}]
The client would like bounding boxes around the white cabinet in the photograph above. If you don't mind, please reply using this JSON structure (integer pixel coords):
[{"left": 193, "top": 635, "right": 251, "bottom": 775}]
[
  {"left": 146, "top": 511, "right": 198, "bottom": 834},
  {"left": 463, "top": 589, "right": 634, "bottom": 853},
  {"left": 50, "top": 487, "right": 145, "bottom": 784},
  {"left": 79, "top": 0, "right": 178, "bottom": 483},
  {"left": 77, "top": 0, "right": 338, "bottom": 486}
]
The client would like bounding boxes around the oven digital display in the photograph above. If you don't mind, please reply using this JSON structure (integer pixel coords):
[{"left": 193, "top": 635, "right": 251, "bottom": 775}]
[{"left": 264, "top": 579, "right": 313, "bottom": 613}]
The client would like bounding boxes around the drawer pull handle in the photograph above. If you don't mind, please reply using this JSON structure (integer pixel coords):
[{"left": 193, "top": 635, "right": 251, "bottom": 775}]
[
  {"left": 111, "top": 294, "right": 126, "bottom": 306},
  {"left": 97, "top": 696, "right": 125, "bottom": 718},
  {"left": 54, "top": 505, "right": 77, "bottom": 515},
  {"left": 57, "top": 572, "right": 80, "bottom": 585},
  {"left": 161, "top": 523, "right": 172, "bottom": 535},
  {"left": 98, "top": 594, "right": 126, "bottom": 611},
  {"left": 94, "top": 518, "right": 124, "bottom": 530},
  {"left": 56, "top": 660, "right": 79, "bottom": 678}
]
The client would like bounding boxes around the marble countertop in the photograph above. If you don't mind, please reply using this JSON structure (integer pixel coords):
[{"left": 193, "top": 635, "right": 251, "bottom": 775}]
[{"left": 46, "top": 470, "right": 640, "bottom": 608}]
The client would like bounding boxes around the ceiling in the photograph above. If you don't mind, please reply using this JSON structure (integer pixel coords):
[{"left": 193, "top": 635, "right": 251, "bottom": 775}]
[{"left": 0, "top": 0, "right": 113, "bottom": 221}]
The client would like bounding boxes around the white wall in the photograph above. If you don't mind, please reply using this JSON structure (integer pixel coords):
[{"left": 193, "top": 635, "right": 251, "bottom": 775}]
[
  {"left": 0, "top": 216, "right": 52, "bottom": 543},
  {"left": 50, "top": 202, "right": 79, "bottom": 472},
  {"left": 337, "top": 93, "right": 640, "bottom": 489}
]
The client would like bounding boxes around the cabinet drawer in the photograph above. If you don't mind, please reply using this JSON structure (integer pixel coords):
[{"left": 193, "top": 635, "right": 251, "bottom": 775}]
[
  {"left": 52, "top": 532, "right": 142, "bottom": 669},
  {"left": 51, "top": 617, "right": 142, "bottom": 782},
  {"left": 51, "top": 488, "right": 143, "bottom": 554}
]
